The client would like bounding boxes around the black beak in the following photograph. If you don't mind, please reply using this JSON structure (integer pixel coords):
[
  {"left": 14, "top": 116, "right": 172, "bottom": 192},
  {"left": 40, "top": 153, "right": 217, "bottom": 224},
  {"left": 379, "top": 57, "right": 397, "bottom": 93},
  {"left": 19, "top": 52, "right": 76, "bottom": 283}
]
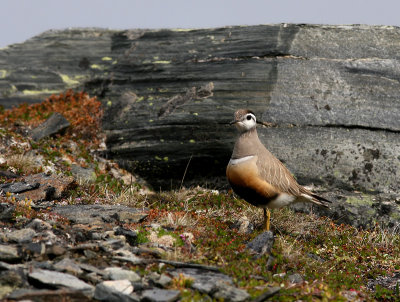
[{"left": 229, "top": 120, "right": 237, "bottom": 125}]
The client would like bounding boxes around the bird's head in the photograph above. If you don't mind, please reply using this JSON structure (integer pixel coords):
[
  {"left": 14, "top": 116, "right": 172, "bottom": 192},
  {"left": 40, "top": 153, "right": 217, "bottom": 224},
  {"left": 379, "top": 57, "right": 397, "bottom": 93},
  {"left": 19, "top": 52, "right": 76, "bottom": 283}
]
[{"left": 230, "top": 109, "right": 257, "bottom": 132}]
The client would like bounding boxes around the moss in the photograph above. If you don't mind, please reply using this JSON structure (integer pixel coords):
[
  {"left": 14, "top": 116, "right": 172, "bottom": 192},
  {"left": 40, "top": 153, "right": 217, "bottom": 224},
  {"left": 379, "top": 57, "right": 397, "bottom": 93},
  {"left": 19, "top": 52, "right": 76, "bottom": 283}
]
[
  {"left": 346, "top": 194, "right": 374, "bottom": 206},
  {"left": 153, "top": 60, "right": 171, "bottom": 64},
  {"left": 60, "top": 74, "right": 81, "bottom": 87},
  {"left": 0, "top": 69, "right": 7, "bottom": 78},
  {"left": 22, "top": 89, "right": 61, "bottom": 96}
]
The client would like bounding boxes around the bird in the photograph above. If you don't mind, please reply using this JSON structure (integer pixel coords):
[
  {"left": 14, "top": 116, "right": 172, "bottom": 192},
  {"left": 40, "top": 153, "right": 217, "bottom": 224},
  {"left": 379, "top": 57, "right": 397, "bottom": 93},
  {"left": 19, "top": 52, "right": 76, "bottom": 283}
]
[{"left": 226, "top": 109, "right": 331, "bottom": 231}]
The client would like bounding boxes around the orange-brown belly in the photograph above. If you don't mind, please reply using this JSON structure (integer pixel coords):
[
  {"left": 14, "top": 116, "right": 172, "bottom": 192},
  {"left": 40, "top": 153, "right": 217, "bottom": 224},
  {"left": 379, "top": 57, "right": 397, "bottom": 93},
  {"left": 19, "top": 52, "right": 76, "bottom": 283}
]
[{"left": 226, "top": 159, "right": 279, "bottom": 207}]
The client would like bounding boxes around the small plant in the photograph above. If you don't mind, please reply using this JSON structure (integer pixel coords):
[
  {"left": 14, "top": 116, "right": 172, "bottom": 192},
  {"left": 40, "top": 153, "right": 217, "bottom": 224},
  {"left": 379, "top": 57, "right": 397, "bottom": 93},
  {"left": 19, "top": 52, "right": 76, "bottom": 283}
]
[{"left": 172, "top": 273, "right": 194, "bottom": 289}]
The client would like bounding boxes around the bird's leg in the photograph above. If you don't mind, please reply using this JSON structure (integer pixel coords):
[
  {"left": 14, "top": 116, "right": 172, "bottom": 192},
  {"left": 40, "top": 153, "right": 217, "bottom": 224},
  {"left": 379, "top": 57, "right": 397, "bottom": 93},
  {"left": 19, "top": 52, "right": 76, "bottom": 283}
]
[{"left": 263, "top": 208, "right": 271, "bottom": 231}]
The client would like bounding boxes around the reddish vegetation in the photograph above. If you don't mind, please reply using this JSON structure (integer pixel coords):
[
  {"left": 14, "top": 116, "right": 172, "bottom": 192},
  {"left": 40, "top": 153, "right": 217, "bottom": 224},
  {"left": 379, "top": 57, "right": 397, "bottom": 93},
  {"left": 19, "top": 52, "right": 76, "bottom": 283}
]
[{"left": 0, "top": 90, "right": 103, "bottom": 143}]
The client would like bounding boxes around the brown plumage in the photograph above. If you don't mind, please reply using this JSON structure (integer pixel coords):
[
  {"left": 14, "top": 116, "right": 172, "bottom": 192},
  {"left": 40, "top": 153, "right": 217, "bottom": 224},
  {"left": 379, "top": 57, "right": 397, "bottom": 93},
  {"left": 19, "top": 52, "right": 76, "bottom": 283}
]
[{"left": 226, "top": 109, "right": 330, "bottom": 230}]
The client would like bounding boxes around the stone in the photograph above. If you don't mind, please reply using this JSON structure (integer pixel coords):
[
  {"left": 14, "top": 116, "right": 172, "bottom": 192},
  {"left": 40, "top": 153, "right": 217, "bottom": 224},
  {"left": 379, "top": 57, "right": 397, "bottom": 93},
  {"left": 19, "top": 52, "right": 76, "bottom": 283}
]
[
  {"left": 288, "top": 273, "right": 303, "bottom": 284},
  {"left": 94, "top": 280, "right": 137, "bottom": 302},
  {"left": 253, "top": 287, "right": 281, "bottom": 302},
  {"left": 26, "top": 218, "right": 52, "bottom": 231},
  {"left": 18, "top": 173, "right": 76, "bottom": 202},
  {"left": 70, "top": 164, "right": 97, "bottom": 182},
  {"left": 213, "top": 281, "right": 250, "bottom": 302},
  {"left": 0, "top": 203, "right": 15, "bottom": 221},
  {"left": 149, "top": 231, "right": 175, "bottom": 248},
  {"left": 0, "top": 181, "right": 39, "bottom": 194},
  {"left": 6, "top": 228, "right": 36, "bottom": 243},
  {"left": 54, "top": 258, "right": 84, "bottom": 275},
  {"left": 28, "top": 269, "right": 94, "bottom": 293},
  {"left": 246, "top": 231, "right": 274, "bottom": 255},
  {"left": 141, "top": 288, "right": 180, "bottom": 302},
  {"left": 170, "top": 268, "right": 233, "bottom": 295},
  {"left": 114, "top": 227, "right": 138, "bottom": 246},
  {"left": 52, "top": 204, "right": 148, "bottom": 225},
  {"left": 156, "top": 274, "right": 172, "bottom": 288},
  {"left": 0, "top": 245, "right": 20, "bottom": 262},
  {"left": 30, "top": 112, "right": 70, "bottom": 141},
  {"left": 7, "top": 288, "right": 93, "bottom": 301},
  {"left": 105, "top": 267, "right": 141, "bottom": 282}
]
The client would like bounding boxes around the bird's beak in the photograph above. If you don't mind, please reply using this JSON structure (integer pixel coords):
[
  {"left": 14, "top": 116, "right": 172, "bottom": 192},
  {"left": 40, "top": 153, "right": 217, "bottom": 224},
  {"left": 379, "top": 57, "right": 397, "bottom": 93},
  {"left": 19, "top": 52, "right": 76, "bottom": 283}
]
[{"left": 229, "top": 120, "right": 237, "bottom": 125}]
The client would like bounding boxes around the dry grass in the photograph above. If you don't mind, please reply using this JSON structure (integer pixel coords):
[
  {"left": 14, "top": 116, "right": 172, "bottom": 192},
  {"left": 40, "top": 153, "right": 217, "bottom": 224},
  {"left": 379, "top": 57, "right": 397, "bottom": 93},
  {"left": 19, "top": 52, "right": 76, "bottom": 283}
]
[{"left": 6, "top": 153, "right": 42, "bottom": 174}]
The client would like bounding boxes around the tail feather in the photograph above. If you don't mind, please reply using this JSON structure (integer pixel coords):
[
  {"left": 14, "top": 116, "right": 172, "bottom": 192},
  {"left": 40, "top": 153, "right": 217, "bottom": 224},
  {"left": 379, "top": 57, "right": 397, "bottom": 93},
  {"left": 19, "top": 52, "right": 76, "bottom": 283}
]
[{"left": 301, "top": 193, "right": 331, "bottom": 208}]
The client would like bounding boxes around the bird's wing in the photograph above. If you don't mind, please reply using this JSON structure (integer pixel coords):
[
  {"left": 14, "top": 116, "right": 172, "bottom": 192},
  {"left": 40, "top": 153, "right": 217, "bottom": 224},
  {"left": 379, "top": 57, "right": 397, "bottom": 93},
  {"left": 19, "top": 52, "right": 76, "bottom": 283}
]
[{"left": 255, "top": 145, "right": 303, "bottom": 196}]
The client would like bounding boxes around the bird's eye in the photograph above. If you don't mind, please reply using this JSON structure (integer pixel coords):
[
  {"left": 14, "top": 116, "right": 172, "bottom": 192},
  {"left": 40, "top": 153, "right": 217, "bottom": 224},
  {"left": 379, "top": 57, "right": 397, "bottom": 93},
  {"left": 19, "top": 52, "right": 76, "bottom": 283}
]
[{"left": 246, "top": 115, "right": 252, "bottom": 120}]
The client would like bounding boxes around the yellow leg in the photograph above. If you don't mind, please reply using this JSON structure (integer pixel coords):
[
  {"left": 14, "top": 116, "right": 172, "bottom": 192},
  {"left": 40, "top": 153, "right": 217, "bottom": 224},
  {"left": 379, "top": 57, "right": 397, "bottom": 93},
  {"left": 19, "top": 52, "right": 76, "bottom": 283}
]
[{"left": 263, "top": 208, "right": 271, "bottom": 231}]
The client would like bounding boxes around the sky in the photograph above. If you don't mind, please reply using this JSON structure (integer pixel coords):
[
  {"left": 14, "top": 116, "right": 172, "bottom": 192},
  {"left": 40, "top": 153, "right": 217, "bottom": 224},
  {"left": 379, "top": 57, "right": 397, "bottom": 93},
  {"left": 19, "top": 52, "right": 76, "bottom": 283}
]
[{"left": 1, "top": 0, "right": 400, "bottom": 48}]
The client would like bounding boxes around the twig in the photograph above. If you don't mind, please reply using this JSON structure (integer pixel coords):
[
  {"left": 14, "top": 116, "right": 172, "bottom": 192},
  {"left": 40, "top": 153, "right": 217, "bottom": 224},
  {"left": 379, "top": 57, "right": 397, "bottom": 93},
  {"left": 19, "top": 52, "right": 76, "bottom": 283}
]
[{"left": 180, "top": 154, "right": 193, "bottom": 190}]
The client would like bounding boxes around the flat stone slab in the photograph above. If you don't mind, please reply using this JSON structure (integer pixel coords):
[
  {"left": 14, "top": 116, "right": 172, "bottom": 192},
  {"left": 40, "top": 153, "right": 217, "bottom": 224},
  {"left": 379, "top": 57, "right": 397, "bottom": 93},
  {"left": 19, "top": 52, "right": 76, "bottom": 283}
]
[
  {"left": 52, "top": 204, "right": 148, "bottom": 225},
  {"left": 30, "top": 112, "right": 70, "bottom": 141},
  {"left": 28, "top": 269, "right": 94, "bottom": 292},
  {"left": 141, "top": 288, "right": 180, "bottom": 302}
]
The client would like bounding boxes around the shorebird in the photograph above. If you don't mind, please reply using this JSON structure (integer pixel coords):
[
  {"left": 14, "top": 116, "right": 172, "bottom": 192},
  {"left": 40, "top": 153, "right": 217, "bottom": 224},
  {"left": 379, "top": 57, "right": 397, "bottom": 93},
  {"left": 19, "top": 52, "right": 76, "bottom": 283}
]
[{"left": 226, "top": 109, "right": 330, "bottom": 230}]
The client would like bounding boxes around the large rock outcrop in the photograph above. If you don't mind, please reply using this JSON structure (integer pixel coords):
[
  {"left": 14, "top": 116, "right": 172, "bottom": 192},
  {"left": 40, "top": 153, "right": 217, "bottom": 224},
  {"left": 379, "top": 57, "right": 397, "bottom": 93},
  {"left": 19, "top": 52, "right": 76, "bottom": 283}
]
[{"left": 1, "top": 24, "right": 400, "bottom": 199}]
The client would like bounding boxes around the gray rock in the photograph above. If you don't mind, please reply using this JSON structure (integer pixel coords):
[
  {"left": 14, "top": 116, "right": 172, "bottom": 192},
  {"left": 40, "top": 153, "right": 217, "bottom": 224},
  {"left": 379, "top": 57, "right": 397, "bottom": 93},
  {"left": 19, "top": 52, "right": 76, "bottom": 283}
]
[
  {"left": 213, "top": 281, "right": 250, "bottom": 302},
  {"left": 246, "top": 231, "right": 274, "bottom": 255},
  {"left": 141, "top": 288, "right": 180, "bottom": 302},
  {"left": 288, "top": 273, "right": 303, "bottom": 284},
  {"left": 54, "top": 258, "right": 84, "bottom": 275},
  {"left": 156, "top": 274, "right": 172, "bottom": 288},
  {"left": 170, "top": 268, "right": 233, "bottom": 295},
  {"left": 114, "top": 227, "right": 138, "bottom": 246},
  {"left": 70, "top": 164, "right": 97, "bottom": 182},
  {"left": 28, "top": 269, "right": 94, "bottom": 293},
  {"left": 26, "top": 218, "right": 52, "bottom": 231},
  {"left": 253, "top": 286, "right": 280, "bottom": 302},
  {"left": 0, "top": 181, "right": 39, "bottom": 194},
  {"left": 94, "top": 280, "right": 138, "bottom": 302},
  {"left": 30, "top": 112, "right": 70, "bottom": 141},
  {"left": 6, "top": 228, "right": 36, "bottom": 243},
  {"left": 0, "top": 245, "right": 20, "bottom": 262},
  {"left": 105, "top": 267, "right": 141, "bottom": 282},
  {"left": 52, "top": 204, "right": 148, "bottom": 225},
  {"left": 0, "top": 203, "right": 15, "bottom": 221}
]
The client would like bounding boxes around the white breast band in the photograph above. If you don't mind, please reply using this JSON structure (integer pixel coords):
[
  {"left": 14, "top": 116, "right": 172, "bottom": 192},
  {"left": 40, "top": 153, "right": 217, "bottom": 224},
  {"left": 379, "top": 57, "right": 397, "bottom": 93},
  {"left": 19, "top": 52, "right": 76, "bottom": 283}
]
[{"left": 229, "top": 155, "right": 255, "bottom": 165}]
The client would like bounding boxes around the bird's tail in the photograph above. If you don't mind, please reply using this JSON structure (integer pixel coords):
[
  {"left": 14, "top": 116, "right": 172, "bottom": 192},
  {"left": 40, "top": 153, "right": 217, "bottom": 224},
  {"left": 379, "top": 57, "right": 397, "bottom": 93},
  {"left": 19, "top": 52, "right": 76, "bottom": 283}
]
[{"left": 301, "top": 193, "right": 331, "bottom": 208}]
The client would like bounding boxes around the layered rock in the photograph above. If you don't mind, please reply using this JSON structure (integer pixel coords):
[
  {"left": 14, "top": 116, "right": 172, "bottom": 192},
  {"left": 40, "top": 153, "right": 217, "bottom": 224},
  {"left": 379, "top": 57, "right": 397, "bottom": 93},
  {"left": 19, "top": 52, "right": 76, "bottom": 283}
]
[{"left": 1, "top": 24, "right": 400, "bottom": 196}]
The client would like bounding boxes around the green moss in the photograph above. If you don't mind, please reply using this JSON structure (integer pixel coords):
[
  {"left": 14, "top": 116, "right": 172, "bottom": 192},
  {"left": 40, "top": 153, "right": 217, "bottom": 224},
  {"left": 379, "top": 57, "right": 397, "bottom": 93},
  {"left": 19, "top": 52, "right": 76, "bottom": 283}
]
[{"left": 346, "top": 194, "right": 374, "bottom": 206}]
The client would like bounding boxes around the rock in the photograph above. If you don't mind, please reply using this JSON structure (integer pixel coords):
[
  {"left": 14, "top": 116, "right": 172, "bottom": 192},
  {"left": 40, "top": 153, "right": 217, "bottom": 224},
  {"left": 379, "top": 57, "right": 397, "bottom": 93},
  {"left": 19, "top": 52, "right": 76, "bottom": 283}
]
[
  {"left": 141, "top": 288, "right": 180, "bottom": 302},
  {"left": 94, "top": 280, "right": 138, "bottom": 302},
  {"left": 156, "top": 274, "right": 172, "bottom": 288},
  {"left": 246, "top": 231, "right": 274, "bottom": 256},
  {"left": 170, "top": 268, "right": 233, "bottom": 295},
  {"left": 70, "top": 164, "right": 97, "bottom": 182},
  {"left": 28, "top": 269, "right": 94, "bottom": 293},
  {"left": 149, "top": 231, "right": 175, "bottom": 249},
  {"left": 26, "top": 218, "right": 52, "bottom": 231},
  {"left": 52, "top": 204, "right": 148, "bottom": 225},
  {"left": 367, "top": 272, "right": 400, "bottom": 292},
  {"left": 0, "top": 181, "right": 40, "bottom": 194},
  {"left": 0, "top": 203, "right": 15, "bottom": 221},
  {"left": 105, "top": 267, "right": 141, "bottom": 282},
  {"left": 18, "top": 173, "right": 76, "bottom": 202},
  {"left": 23, "top": 242, "right": 46, "bottom": 257},
  {"left": 6, "top": 228, "right": 36, "bottom": 243},
  {"left": 7, "top": 288, "right": 93, "bottom": 301},
  {"left": 288, "top": 273, "right": 303, "bottom": 284},
  {"left": 114, "top": 227, "right": 138, "bottom": 246},
  {"left": 0, "top": 245, "right": 20, "bottom": 262},
  {"left": 0, "top": 170, "right": 19, "bottom": 179},
  {"left": 54, "top": 258, "right": 84, "bottom": 275},
  {"left": 213, "top": 281, "right": 250, "bottom": 302},
  {"left": 30, "top": 112, "right": 70, "bottom": 141},
  {"left": 253, "top": 287, "right": 281, "bottom": 302}
]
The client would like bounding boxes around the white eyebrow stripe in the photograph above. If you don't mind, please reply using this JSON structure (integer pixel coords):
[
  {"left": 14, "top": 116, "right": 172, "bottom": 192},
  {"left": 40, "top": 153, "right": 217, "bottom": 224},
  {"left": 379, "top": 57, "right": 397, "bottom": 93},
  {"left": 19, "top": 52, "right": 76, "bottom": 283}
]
[{"left": 229, "top": 155, "right": 255, "bottom": 165}]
